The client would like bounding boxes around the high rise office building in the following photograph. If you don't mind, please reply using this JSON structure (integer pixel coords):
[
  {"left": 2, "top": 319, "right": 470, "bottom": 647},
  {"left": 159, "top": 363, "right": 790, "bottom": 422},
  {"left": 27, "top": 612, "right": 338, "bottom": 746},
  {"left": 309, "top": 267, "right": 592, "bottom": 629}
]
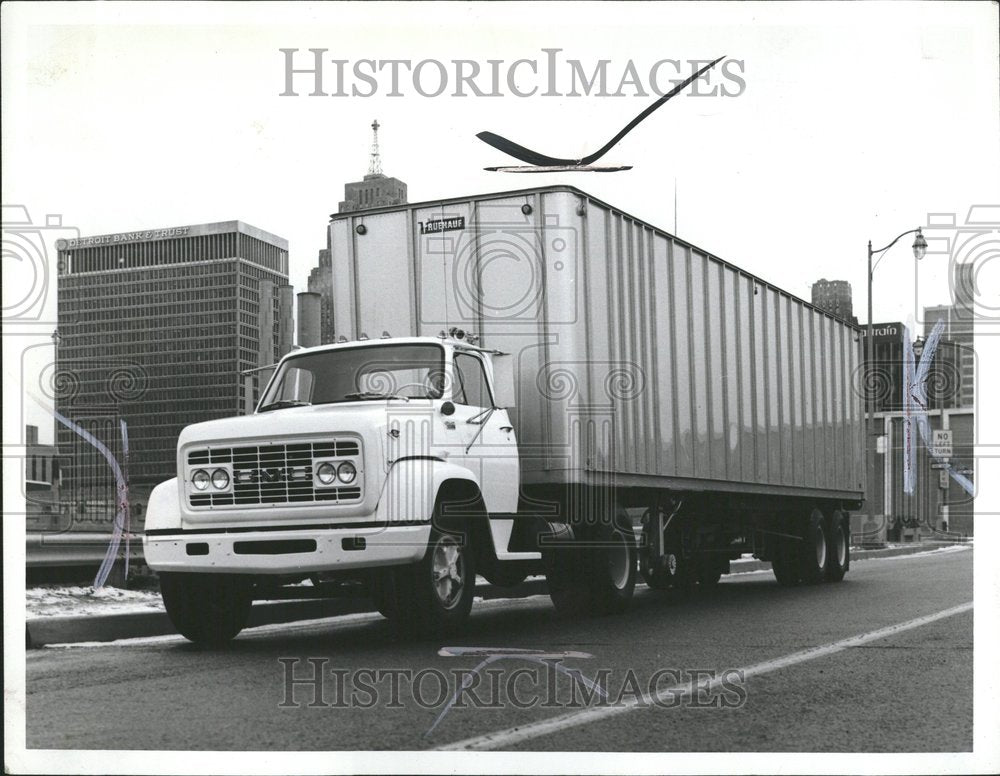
[
  {"left": 55, "top": 221, "right": 290, "bottom": 526},
  {"left": 810, "top": 278, "right": 857, "bottom": 325},
  {"left": 307, "top": 249, "right": 335, "bottom": 345}
]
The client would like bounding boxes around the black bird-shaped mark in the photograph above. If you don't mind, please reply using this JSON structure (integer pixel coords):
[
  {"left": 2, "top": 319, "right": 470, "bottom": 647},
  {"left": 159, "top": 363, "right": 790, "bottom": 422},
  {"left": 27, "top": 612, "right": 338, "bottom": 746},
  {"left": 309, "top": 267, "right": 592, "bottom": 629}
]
[{"left": 477, "top": 56, "right": 725, "bottom": 167}]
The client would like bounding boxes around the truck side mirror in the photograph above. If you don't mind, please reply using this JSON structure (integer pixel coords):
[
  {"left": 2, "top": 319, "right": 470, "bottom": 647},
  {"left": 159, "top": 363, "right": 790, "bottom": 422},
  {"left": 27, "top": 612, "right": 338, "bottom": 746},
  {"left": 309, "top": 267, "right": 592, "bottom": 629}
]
[{"left": 491, "top": 354, "right": 516, "bottom": 409}]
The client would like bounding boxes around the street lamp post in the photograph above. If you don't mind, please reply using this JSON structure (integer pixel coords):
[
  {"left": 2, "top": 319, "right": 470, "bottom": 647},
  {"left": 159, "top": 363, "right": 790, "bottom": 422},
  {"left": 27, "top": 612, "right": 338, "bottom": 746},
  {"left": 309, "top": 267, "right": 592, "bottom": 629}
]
[{"left": 865, "top": 227, "right": 927, "bottom": 543}]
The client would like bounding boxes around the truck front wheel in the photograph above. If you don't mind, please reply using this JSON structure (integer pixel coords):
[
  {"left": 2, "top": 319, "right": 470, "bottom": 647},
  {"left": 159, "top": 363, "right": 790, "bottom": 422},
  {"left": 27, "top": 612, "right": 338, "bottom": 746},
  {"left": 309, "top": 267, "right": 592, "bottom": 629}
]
[
  {"left": 159, "top": 572, "right": 253, "bottom": 646},
  {"left": 384, "top": 526, "right": 476, "bottom": 636}
]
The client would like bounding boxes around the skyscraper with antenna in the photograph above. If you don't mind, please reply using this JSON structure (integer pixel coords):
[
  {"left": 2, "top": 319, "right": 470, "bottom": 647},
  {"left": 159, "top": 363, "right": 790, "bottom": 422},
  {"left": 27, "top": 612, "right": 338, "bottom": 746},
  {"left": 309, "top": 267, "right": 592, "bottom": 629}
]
[
  {"left": 308, "top": 122, "right": 410, "bottom": 344},
  {"left": 337, "top": 119, "right": 408, "bottom": 214}
]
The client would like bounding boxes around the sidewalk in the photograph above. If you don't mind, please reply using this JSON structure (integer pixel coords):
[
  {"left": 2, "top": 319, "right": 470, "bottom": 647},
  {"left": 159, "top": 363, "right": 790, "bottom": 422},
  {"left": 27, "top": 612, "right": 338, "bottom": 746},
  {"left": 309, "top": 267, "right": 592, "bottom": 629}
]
[{"left": 25, "top": 541, "right": 971, "bottom": 648}]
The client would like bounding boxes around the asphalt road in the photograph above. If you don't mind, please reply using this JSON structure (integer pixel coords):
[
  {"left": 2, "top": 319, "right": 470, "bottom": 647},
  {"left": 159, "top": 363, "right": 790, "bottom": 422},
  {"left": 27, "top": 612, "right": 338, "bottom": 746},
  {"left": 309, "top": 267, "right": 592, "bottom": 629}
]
[{"left": 26, "top": 548, "right": 973, "bottom": 752}]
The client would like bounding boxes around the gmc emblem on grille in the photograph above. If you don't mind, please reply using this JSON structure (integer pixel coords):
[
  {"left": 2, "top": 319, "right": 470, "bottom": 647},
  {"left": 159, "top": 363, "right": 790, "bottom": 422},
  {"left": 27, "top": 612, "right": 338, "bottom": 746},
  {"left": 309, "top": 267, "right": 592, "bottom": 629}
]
[{"left": 234, "top": 466, "right": 311, "bottom": 484}]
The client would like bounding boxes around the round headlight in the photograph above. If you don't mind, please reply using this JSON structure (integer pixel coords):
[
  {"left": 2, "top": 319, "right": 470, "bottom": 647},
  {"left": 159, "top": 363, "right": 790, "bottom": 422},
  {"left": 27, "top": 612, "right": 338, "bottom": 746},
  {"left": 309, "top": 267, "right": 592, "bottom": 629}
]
[
  {"left": 316, "top": 462, "right": 337, "bottom": 485},
  {"left": 338, "top": 461, "right": 357, "bottom": 484},
  {"left": 211, "top": 468, "right": 230, "bottom": 490},
  {"left": 191, "top": 469, "right": 210, "bottom": 491}
]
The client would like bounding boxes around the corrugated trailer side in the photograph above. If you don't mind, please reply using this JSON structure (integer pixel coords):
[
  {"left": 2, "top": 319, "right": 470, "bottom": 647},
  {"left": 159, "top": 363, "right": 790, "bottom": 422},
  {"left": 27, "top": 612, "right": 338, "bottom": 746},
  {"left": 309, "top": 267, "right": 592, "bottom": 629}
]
[{"left": 328, "top": 185, "right": 863, "bottom": 504}]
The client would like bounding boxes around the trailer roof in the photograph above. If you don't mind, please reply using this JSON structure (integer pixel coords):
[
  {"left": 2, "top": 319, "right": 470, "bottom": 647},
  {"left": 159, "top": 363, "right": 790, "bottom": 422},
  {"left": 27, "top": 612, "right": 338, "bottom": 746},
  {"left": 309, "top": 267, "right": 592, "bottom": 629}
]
[{"left": 329, "top": 184, "right": 863, "bottom": 334}]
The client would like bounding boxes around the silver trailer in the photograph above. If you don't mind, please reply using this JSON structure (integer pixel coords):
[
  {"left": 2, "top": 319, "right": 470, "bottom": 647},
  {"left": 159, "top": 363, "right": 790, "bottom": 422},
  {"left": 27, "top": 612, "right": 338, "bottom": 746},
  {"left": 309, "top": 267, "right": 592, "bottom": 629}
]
[
  {"left": 327, "top": 185, "right": 863, "bottom": 601},
  {"left": 329, "top": 185, "right": 863, "bottom": 503}
]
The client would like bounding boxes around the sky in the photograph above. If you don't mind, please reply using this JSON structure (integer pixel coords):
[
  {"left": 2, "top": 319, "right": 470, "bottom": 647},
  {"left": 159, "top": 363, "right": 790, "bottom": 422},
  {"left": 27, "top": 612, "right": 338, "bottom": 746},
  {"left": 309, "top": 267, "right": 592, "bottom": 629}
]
[{"left": 3, "top": 1, "right": 999, "bottom": 444}]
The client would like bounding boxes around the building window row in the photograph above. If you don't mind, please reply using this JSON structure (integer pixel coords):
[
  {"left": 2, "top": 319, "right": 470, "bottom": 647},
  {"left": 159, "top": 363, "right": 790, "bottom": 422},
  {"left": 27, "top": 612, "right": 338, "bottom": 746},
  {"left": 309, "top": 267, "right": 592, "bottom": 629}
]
[{"left": 61, "top": 234, "right": 240, "bottom": 274}]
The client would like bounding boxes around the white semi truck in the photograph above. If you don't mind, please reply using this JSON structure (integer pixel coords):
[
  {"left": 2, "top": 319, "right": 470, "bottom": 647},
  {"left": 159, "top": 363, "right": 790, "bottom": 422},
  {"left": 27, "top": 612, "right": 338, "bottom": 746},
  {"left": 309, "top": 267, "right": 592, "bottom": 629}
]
[{"left": 144, "top": 186, "right": 864, "bottom": 644}]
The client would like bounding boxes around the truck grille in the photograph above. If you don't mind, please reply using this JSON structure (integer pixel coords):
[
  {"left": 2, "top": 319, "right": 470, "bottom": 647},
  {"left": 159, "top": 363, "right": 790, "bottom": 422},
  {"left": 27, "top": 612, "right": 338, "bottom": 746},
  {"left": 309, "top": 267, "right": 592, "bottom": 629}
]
[{"left": 186, "top": 439, "right": 362, "bottom": 508}]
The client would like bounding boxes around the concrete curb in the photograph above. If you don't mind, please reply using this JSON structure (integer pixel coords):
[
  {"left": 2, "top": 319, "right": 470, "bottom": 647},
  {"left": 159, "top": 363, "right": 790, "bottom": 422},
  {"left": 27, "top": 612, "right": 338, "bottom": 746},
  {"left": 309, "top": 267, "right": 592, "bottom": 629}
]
[{"left": 26, "top": 542, "right": 970, "bottom": 648}]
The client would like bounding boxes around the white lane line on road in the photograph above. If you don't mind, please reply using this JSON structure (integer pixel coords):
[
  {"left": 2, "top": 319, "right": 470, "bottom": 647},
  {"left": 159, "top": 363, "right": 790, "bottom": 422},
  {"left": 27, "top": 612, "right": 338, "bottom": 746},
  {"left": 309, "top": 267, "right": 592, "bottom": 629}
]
[{"left": 437, "top": 600, "right": 974, "bottom": 751}]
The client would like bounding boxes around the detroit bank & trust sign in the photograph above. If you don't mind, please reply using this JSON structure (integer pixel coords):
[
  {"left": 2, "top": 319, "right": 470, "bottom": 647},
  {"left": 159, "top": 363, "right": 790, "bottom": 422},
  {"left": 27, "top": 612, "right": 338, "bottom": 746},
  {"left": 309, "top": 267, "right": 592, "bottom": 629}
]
[{"left": 58, "top": 226, "right": 191, "bottom": 250}]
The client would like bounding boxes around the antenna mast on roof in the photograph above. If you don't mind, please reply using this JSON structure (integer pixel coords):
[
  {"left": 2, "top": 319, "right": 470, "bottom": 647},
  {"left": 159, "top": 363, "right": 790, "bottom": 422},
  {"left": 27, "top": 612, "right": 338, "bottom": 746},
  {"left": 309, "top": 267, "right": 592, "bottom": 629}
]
[{"left": 369, "top": 119, "right": 382, "bottom": 175}]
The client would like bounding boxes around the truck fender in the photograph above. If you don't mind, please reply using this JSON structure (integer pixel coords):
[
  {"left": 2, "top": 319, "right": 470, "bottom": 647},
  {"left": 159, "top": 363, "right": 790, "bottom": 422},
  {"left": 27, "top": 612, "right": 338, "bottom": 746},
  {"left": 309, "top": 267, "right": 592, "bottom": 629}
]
[
  {"left": 374, "top": 457, "right": 482, "bottom": 524},
  {"left": 143, "top": 478, "right": 182, "bottom": 532}
]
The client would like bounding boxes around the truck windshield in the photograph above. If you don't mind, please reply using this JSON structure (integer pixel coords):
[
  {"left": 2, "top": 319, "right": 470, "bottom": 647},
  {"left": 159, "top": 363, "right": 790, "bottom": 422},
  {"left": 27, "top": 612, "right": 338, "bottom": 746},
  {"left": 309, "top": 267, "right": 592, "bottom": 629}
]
[{"left": 258, "top": 343, "right": 446, "bottom": 410}]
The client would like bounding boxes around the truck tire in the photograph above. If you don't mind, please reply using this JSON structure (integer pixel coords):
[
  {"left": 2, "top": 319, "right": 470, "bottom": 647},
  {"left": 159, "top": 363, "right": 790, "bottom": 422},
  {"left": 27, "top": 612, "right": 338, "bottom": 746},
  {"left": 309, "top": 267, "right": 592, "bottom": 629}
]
[
  {"left": 825, "top": 509, "right": 850, "bottom": 582},
  {"left": 391, "top": 526, "right": 476, "bottom": 636},
  {"left": 544, "top": 534, "right": 591, "bottom": 615},
  {"left": 546, "top": 516, "right": 636, "bottom": 617},
  {"left": 159, "top": 572, "right": 253, "bottom": 646},
  {"left": 591, "top": 518, "right": 637, "bottom": 614},
  {"left": 798, "top": 507, "right": 829, "bottom": 585},
  {"left": 771, "top": 536, "right": 800, "bottom": 586},
  {"left": 370, "top": 568, "right": 400, "bottom": 619}
]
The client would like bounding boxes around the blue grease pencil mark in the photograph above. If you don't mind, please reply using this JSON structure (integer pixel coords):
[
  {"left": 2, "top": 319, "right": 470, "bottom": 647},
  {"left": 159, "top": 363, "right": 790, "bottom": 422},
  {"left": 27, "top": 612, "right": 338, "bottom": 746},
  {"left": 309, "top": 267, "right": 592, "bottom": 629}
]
[
  {"left": 902, "top": 320, "right": 974, "bottom": 497},
  {"left": 47, "top": 405, "right": 131, "bottom": 588},
  {"left": 426, "top": 647, "right": 606, "bottom": 738}
]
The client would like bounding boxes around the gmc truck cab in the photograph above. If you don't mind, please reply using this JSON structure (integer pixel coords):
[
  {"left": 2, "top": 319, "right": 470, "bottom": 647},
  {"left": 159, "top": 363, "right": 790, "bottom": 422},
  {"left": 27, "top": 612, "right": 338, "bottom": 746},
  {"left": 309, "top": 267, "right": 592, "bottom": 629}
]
[{"left": 143, "top": 334, "right": 556, "bottom": 643}]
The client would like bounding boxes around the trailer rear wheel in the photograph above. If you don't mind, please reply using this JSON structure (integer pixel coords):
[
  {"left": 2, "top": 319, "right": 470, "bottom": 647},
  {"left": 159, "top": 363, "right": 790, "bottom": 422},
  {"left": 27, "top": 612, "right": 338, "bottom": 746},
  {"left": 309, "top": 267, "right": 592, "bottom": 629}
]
[
  {"left": 798, "top": 508, "right": 829, "bottom": 584},
  {"left": 771, "top": 536, "right": 800, "bottom": 586},
  {"left": 159, "top": 572, "right": 253, "bottom": 646},
  {"left": 825, "top": 510, "right": 850, "bottom": 582}
]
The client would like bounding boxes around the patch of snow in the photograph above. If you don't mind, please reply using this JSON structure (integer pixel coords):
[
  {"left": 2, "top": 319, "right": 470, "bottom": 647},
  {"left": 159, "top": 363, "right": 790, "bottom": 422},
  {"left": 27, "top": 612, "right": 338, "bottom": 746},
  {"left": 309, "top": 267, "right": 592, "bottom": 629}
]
[{"left": 26, "top": 584, "right": 164, "bottom": 619}]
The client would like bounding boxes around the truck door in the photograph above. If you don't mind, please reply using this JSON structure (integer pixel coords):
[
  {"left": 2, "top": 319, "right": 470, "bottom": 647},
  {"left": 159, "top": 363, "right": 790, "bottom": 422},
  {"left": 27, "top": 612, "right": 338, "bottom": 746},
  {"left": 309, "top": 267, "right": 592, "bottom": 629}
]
[{"left": 451, "top": 351, "right": 519, "bottom": 514}]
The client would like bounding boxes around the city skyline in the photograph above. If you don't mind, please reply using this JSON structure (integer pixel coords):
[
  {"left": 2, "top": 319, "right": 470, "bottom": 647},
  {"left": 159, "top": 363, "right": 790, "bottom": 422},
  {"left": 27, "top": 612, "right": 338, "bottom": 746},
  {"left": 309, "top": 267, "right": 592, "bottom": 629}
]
[
  {"left": 5, "top": 4, "right": 997, "bottom": 450},
  {"left": 7, "top": 4, "right": 995, "bottom": 335}
]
